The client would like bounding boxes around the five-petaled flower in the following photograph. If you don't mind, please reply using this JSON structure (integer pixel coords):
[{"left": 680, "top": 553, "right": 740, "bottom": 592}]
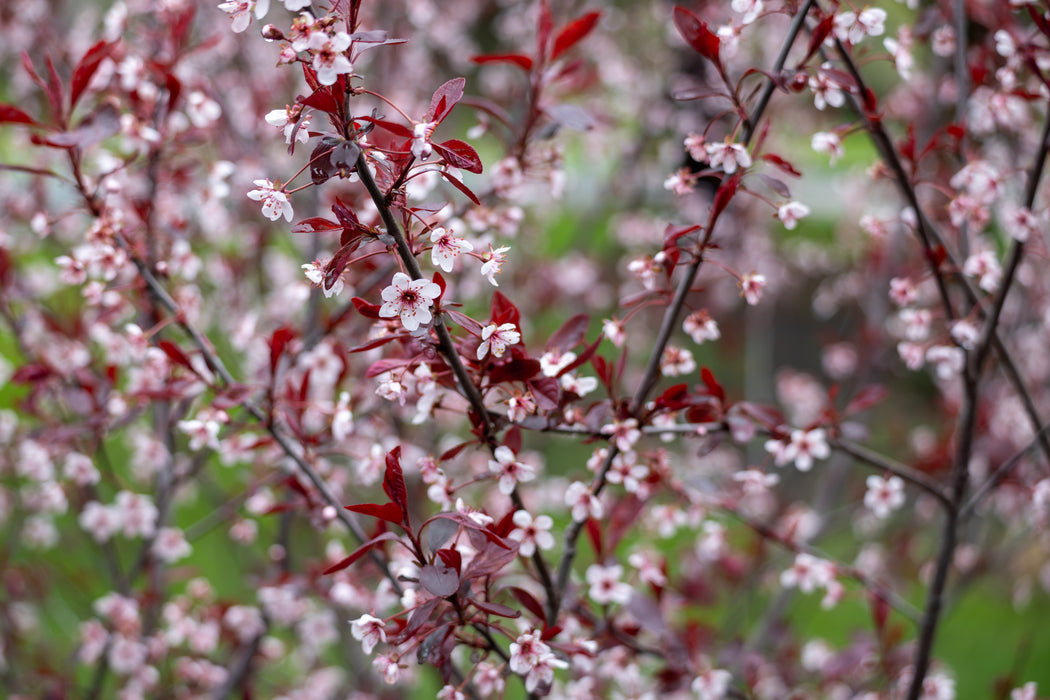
[
  {"left": 777, "top": 201, "right": 810, "bottom": 230},
  {"left": 585, "top": 563, "right": 632, "bottom": 605},
  {"left": 350, "top": 613, "right": 387, "bottom": 654},
  {"left": 379, "top": 272, "right": 441, "bottom": 331},
  {"left": 217, "top": 0, "right": 269, "bottom": 33},
  {"left": 308, "top": 31, "right": 354, "bottom": 86},
  {"left": 488, "top": 445, "right": 536, "bottom": 495},
  {"left": 508, "top": 509, "right": 555, "bottom": 557},
  {"left": 477, "top": 323, "right": 520, "bottom": 360},
  {"left": 705, "top": 138, "right": 752, "bottom": 174},
  {"left": 480, "top": 245, "right": 510, "bottom": 286},
  {"left": 739, "top": 271, "right": 767, "bottom": 306},
  {"left": 247, "top": 179, "right": 293, "bottom": 222},
  {"left": 429, "top": 227, "right": 474, "bottom": 272},
  {"left": 864, "top": 474, "right": 906, "bottom": 518}
]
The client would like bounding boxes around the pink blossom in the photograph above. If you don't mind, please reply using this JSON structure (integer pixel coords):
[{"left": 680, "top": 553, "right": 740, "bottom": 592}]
[
  {"left": 307, "top": 31, "right": 353, "bottom": 86},
  {"left": 739, "top": 271, "right": 767, "bottom": 305},
  {"left": 302, "top": 260, "right": 344, "bottom": 298},
  {"left": 350, "top": 613, "right": 387, "bottom": 654},
  {"left": 540, "top": 349, "right": 577, "bottom": 376},
  {"left": 509, "top": 509, "right": 555, "bottom": 557},
  {"left": 379, "top": 272, "right": 441, "bottom": 331},
  {"left": 565, "top": 481, "right": 604, "bottom": 522},
  {"left": 864, "top": 475, "right": 906, "bottom": 518},
  {"left": 246, "top": 179, "right": 293, "bottom": 222},
  {"left": 811, "top": 131, "right": 844, "bottom": 165},
  {"left": 509, "top": 630, "right": 553, "bottom": 675},
  {"left": 586, "top": 563, "right": 632, "bottom": 605},
  {"left": 152, "top": 527, "right": 192, "bottom": 563},
  {"left": 780, "top": 553, "right": 834, "bottom": 593},
  {"left": 373, "top": 654, "right": 402, "bottom": 684},
  {"left": 809, "top": 63, "right": 846, "bottom": 110},
  {"left": 693, "top": 669, "right": 732, "bottom": 699},
  {"left": 601, "top": 417, "right": 641, "bottom": 452},
  {"left": 777, "top": 201, "right": 810, "bottom": 230},
  {"left": 602, "top": 317, "right": 626, "bottom": 347},
  {"left": 477, "top": 322, "right": 521, "bottom": 360},
  {"left": 628, "top": 550, "right": 668, "bottom": 587},
  {"left": 783, "top": 428, "right": 830, "bottom": 472},
  {"left": 705, "top": 139, "right": 752, "bottom": 174},
  {"left": 684, "top": 309, "right": 720, "bottom": 344},
  {"left": 437, "top": 685, "right": 465, "bottom": 700},
  {"left": 730, "top": 0, "right": 763, "bottom": 25},
  {"left": 217, "top": 0, "right": 269, "bottom": 34},
  {"left": 429, "top": 227, "right": 474, "bottom": 272},
  {"left": 488, "top": 445, "right": 537, "bottom": 495},
  {"left": 660, "top": 345, "right": 696, "bottom": 376},
  {"left": 412, "top": 120, "right": 438, "bottom": 160},
  {"left": 480, "top": 245, "right": 510, "bottom": 286}
]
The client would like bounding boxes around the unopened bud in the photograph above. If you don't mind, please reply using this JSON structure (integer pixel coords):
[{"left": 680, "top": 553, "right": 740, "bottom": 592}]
[{"left": 261, "top": 24, "right": 285, "bottom": 41}]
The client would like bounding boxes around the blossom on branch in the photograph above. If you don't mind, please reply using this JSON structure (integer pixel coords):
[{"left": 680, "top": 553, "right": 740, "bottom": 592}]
[
  {"left": 477, "top": 323, "right": 520, "bottom": 360},
  {"left": 379, "top": 272, "right": 441, "bottom": 331},
  {"left": 246, "top": 179, "right": 293, "bottom": 222}
]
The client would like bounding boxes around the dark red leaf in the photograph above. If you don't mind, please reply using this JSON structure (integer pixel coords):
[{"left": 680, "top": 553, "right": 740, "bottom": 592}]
[
  {"left": 345, "top": 501, "right": 404, "bottom": 524},
  {"left": 158, "top": 340, "right": 198, "bottom": 375},
  {"left": 757, "top": 173, "right": 791, "bottom": 200},
  {"left": 427, "top": 77, "right": 466, "bottom": 124},
  {"left": 436, "top": 548, "right": 462, "bottom": 573},
  {"left": 672, "top": 6, "right": 720, "bottom": 65},
  {"left": 432, "top": 139, "right": 483, "bottom": 174},
  {"left": 269, "top": 327, "right": 295, "bottom": 376},
  {"left": 348, "top": 335, "right": 402, "bottom": 354},
  {"left": 551, "top": 11, "right": 602, "bottom": 61},
  {"left": 420, "top": 564, "right": 460, "bottom": 597},
  {"left": 803, "top": 14, "right": 835, "bottom": 65},
  {"left": 488, "top": 359, "right": 541, "bottom": 385},
  {"left": 357, "top": 115, "right": 414, "bottom": 137},
  {"left": 71, "top": 41, "right": 116, "bottom": 110},
  {"left": 585, "top": 518, "right": 603, "bottom": 559},
  {"left": 439, "top": 440, "right": 475, "bottom": 462},
  {"left": 655, "top": 383, "right": 691, "bottom": 411},
  {"left": 760, "top": 153, "right": 802, "bottom": 177},
  {"left": 439, "top": 169, "right": 481, "bottom": 205},
  {"left": 700, "top": 366, "right": 725, "bottom": 403},
  {"left": 463, "top": 538, "right": 519, "bottom": 579},
  {"left": 446, "top": 309, "right": 484, "bottom": 336},
  {"left": 384, "top": 446, "right": 409, "bottom": 523},
  {"left": 322, "top": 531, "right": 401, "bottom": 575},
  {"left": 527, "top": 376, "right": 561, "bottom": 410},
  {"left": 509, "top": 586, "right": 547, "bottom": 624},
  {"left": 490, "top": 291, "right": 520, "bottom": 326},
  {"left": 557, "top": 334, "right": 603, "bottom": 377},
  {"left": 352, "top": 296, "right": 382, "bottom": 319},
  {"left": 291, "top": 217, "right": 342, "bottom": 234},
  {"left": 537, "top": 0, "right": 554, "bottom": 58},
  {"left": 547, "top": 314, "right": 589, "bottom": 354},
  {"left": 504, "top": 426, "right": 522, "bottom": 454},
  {"left": 41, "top": 102, "right": 120, "bottom": 149},
  {"left": 429, "top": 512, "right": 511, "bottom": 549},
  {"left": 709, "top": 172, "right": 741, "bottom": 223},
  {"left": 470, "top": 597, "right": 521, "bottom": 619},
  {"left": 845, "top": 384, "right": 889, "bottom": 415},
  {"left": 541, "top": 625, "right": 563, "bottom": 641},
  {"left": 365, "top": 358, "right": 412, "bottom": 378},
  {"left": 470, "top": 54, "right": 534, "bottom": 71},
  {"left": 0, "top": 104, "right": 38, "bottom": 127}
]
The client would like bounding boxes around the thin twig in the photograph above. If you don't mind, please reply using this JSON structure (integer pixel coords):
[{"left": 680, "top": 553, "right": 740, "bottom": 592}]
[{"left": 549, "top": 0, "right": 818, "bottom": 624}]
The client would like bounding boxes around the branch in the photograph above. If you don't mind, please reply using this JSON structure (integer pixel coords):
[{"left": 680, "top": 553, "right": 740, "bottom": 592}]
[
  {"left": 832, "top": 438, "right": 951, "bottom": 510},
  {"left": 354, "top": 152, "right": 497, "bottom": 445},
  {"left": 548, "top": 0, "right": 818, "bottom": 623}
]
